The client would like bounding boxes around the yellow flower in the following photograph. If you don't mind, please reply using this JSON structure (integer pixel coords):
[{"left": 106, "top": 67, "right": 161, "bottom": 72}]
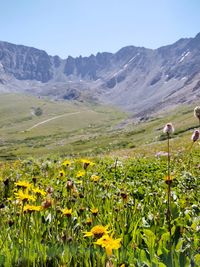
[
  {"left": 164, "top": 175, "right": 174, "bottom": 185},
  {"left": 76, "top": 170, "right": 85, "bottom": 178},
  {"left": 91, "top": 207, "right": 99, "bottom": 215},
  {"left": 80, "top": 159, "right": 95, "bottom": 169},
  {"left": 59, "top": 170, "right": 65, "bottom": 177},
  {"left": 86, "top": 217, "right": 93, "bottom": 226},
  {"left": 15, "top": 181, "right": 32, "bottom": 189},
  {"left": 24, "top": 204, "right": 43, "bottom": 213},
  {"left": 14, "top": 190, "right": 36, "bottom": 202},
  {"left": 83, "top": 225, "right": 109, "bottom": 238},
  {"left": 91, "top": 175, "right": 100, "bottom": 182},
  {"left": 32, "top": 187, "right": 46, "bottom": 197},
  {"left": 62, "top": 160, "right": 71, "bottom": 167},
  {"left": 80, "top": 159, "right": 95, "bottom": 165},
  {"left": 94, "top": 234, "right": 122, "bottom": 256},
  {"left": 61, "top": 208, "right": 72, "bottom": 217}
]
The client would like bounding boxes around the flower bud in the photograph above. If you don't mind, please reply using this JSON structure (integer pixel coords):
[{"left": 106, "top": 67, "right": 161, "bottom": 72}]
[
  {"left": 191, "top": 130, "right": 200, "bottom": 142},
  {"left": 194, "top": 106, "right": 200, "bottom": 120},
  {"left": 66, "top": 180, "right": 73, "bottom": 190},
  {"left": 163, "top": 123, "right": 174, "bottom": 134}
]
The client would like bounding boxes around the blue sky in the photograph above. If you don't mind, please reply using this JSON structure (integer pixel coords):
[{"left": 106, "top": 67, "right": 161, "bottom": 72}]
[{"left": 0, "top": 0, "right": 200, "bottom": 58}]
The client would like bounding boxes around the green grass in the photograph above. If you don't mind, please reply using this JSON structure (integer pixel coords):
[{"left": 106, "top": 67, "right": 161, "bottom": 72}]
[
  {"left": 0, "top": 93, "right": 199, "bottom": 160},
  {"left": 0, "top": 94, "right": 200, "bottom": 266},
  {"left": 0, "top": 93, "right": 126, "bottom": 159},
  {"left": 0, "top": 155, "right": 199, "bottom": 266}
]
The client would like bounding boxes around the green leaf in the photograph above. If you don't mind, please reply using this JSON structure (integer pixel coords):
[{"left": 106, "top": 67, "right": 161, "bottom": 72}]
[
  {"left": 157, "top": 232, "right": 170, "bottom": 256},
  {"left": 140, "top": 249, "right": 150, "bottom": 266},
  {"left": 175, "top": 238, "right": 184, "bottom": 252},
  {"left": 194, "top": 254, "right": 200, "bottom": 266},
  {"left": 157, "top": 262, "right": 167, "bottom": 267}
]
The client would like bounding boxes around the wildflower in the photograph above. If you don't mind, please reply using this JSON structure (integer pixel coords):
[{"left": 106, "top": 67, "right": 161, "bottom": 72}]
[
  {"left": 80, "top": 159, "right": 95, "bottom": 169},
  {"left": 66, "top": 180, "right": 74, "bottom": 190},
  {"left": 15, "top": 181, "right": 32, "bottom": 189},
  {"left": 94, "top": 234, "right": 122, "bottom": 256},
  {"left": 164, "top": 175, "right": 173, "bottom": 185},
  {"left": 163, "top": 123, "right": 174, "bottom": 135},
  {"left": 91, "top": 175, "right": 100, "bottom": 182},
  {"left": 194, "top": 106, "right": 200, "bottom": 120},
  {"left": 91, "top": 207, "right": 99, "bottom": 215},
  {"left": 46, "top": 186, "right": 54, "bottom": 195},
  {"left": 120, "top": 192, "right": 128, "bottom": 201},
  {"left": 163, "top": 122, "right": 174, "bottom": 237},
  {"left": 42, "top": 198, "right": 52, "bottom": 209},
  {"left": 83, "top": 225, "right": 109, "bottom": 238},
  {"left": 76, "top": 170, "right": 85, "bottom": 178},
  {"left": 24, "top": 204, "right": 43, "bottom": 213},
  {"left": 191, "top": 129, "right": 200, "bottom": 142},
  {"left": 59, "top": 170, "right": 65, "bottom": 177},
  {"left": 32, "top": 187, "right": 46, "bottom": 197},
  {"left": 62, "top": 159, "right": 71, "bottom": 167},
  {"left": 61, "top": 208, "right": 72, "bottom": 217},
  {"left": 86, "top": 217, "right": 93, "bottom": 226},
  {"left": 14, "top": 190, "right": 36, "bottom": 203}
]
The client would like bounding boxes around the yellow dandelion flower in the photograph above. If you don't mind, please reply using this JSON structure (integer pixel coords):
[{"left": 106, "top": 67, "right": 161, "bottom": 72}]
[
  {"left": 14, "top": 190, "right": 36, "bottom": 202},
  {"left": 80, "top": 158, "right": 94, "bottom": 164},
  {"left": 24, "top": 204, "right": 43, "bottom": 213},
  {"left": 32, "top": 187, "right": 46, "bottom": 197},
  {"left": 61, "top": 208, "right": 72, "bottom": 217},
  {"left": 76, "top": 170, "right": 85, "bottom": 178},
  {"left": 62, "top": 160, "right": 71, "bottom": 167},
  {"left": 91, "top": 207, "right": 99, "bottom": 215},
  {"left": 91, "top": 175, "right": 100, "bottom": 182},
  {"left": 15, "top": 181, "right": 32, "bottom": 189},
  {"left": 94, "top": 234, "right": 122, "bottom": 256},
  {"left": 83, "top": 225, "right": 109, "bottom": 238},
  {"left": 80, "top": 159, "right": 95, "bottom": 169},
  {"left": 86, "top": 217, "right": 93, "bottom": 226}
]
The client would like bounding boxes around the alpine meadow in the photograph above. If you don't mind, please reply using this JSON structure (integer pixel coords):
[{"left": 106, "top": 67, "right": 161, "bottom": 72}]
[{"left": 0, "top": 14, "right": 200, "bottom": 267}]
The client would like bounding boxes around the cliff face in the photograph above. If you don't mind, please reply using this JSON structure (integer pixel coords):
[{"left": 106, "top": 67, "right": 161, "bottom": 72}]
[
  {"left": 0, "top": 33, "right": 200, "bottom": 115},
  {"left": 0, "top": 42, "right": 54, "bottom": 82}
]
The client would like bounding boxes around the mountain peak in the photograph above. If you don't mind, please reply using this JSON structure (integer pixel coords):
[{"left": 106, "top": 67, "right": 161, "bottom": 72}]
[{"left": 0, "top": 33, "right": 200, "bottom": 115}]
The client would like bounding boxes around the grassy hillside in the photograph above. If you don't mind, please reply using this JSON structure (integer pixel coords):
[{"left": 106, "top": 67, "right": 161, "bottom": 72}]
[
  {"left": 109, "top": 104, "right": 200, "bottom": 158},
  {"left": 0, "top": 93, "right": 199, "bottom": 160},
  {"left": 0, "top": 93, "right": 126, "bottom": 160}
]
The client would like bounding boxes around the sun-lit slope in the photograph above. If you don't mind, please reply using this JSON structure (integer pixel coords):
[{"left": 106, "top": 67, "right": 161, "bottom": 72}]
[
  {"left": 108, "top": 104, "right": 200, "bottom": 158},
  {"left": 0, "top": 93, "right": 199, "bottom": 160},
  {"left": 0, "top": 93, "right": 126, "bottom": 159}
]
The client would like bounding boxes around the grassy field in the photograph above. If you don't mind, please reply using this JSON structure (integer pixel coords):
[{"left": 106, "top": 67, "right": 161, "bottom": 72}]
[
  {"left": 0, "top": 94, "right": 199, "bottom": 266},
  {"left": 0, "top": 93, "right": 126, "bottom": 160},
  {"left": 0, "top": 154, "right": 199, "bottom": 266},
  {"left": 0, "top": 93, "right": 199, "bottom": 161}
]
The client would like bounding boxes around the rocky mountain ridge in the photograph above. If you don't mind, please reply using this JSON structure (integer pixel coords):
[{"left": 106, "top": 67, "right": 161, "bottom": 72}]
[{"left": 0, "top": 33, "right": 200, "bottom": 115}]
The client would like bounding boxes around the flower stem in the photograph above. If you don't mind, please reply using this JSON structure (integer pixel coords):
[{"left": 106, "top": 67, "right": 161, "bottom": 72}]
[{"left": 167, "top": 133, "right": 171, "bottom": 237}]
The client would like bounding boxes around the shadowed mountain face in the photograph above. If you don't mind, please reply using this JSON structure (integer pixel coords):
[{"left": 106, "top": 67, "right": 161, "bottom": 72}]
[{"left": 0, "top": 33, "right": 200, "bottom": 116}]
